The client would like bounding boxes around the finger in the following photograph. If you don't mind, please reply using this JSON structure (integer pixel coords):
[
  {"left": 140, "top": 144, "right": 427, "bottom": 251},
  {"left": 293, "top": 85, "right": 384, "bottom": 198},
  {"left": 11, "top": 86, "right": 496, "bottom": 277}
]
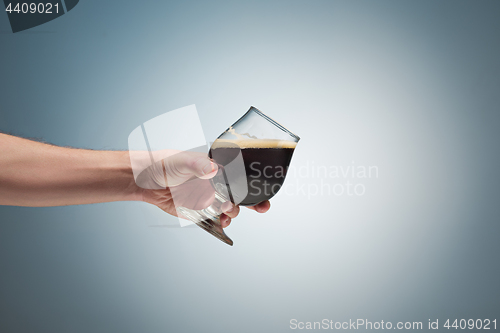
[
  {"left": 220, "top": 214, "right": 232, "bottom": 228},
  {"left": 197, "top": 161, "right": 218, "bottom": 179},
  {"left": 246, "top": 200, "right": 271, "bottom": 213},
  {"left": 170, "top": 177, "right": 217, "bottom": 210},
  {"left": 187, "top": 156, "right": 218, "bottom": 179},
  {"left": 222, "top": 203, "right": 240, "bottom": 219},
  {"left": 167, "top": 152, "right": 218, "bottom": 179}
]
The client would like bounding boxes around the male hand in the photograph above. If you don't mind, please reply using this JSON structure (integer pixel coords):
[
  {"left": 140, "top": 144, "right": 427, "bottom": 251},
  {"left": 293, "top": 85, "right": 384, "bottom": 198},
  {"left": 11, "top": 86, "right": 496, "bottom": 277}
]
[{"left": 133, "top": 150, "right": 270, "bottom": 228}]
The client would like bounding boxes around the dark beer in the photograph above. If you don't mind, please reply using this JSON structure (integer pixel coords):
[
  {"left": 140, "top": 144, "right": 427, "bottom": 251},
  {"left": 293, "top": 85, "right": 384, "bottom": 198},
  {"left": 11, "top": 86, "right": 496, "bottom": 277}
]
[{"left": 209, "top": 139, "right": 296, "bottom": 206}]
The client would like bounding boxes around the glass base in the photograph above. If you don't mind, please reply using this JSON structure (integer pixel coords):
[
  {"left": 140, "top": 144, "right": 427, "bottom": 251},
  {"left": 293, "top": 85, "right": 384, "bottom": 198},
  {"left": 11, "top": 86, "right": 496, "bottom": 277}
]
[
  {"left": 195, "top": 217, "right": 233, "bottom": 246},
  {"left": 177, "top": 191, "right": 234, "bottom": 246}
]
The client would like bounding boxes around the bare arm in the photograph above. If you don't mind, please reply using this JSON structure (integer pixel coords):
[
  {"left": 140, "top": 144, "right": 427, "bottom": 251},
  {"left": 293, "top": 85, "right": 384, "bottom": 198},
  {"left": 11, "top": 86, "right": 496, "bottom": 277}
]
[
  {"left": 0, "top": 133, "right": 270, "bottom": 227},
  {"left": 0, "top": 133, "right": 139, "bottom": 207}
]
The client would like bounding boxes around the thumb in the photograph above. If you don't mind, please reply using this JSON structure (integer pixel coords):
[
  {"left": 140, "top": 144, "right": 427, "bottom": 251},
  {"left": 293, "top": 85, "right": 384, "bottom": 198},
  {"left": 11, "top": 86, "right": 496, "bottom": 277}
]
[
  {"left": 171, "top": 152, "right": 218, "bottom": 179},
  {"left": 189, "top": 156, "right": 218, "bottom": 179}
]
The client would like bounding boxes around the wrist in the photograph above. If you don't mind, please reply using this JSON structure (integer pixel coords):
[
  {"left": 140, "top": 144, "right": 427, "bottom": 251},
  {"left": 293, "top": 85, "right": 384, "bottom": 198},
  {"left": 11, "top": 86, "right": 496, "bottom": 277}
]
[{"left": 115, "top": 151, "right": 144, "bottom": 202}]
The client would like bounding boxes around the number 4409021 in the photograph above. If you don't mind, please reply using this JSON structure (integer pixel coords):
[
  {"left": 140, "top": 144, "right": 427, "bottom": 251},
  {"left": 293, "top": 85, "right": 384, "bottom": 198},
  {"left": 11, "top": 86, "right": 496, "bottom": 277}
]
[
  {"left": 444, "top": 319, "right": 496, "bottom": 330},
  {"left": 5, "top": 3, "right": 59, "bottom": 14}
]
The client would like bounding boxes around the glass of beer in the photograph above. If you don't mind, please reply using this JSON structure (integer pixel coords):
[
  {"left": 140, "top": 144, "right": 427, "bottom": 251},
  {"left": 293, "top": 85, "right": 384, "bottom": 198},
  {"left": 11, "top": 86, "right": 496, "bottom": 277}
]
[{"left": 177, "top": 106, "right": 300, "bottom": 245}]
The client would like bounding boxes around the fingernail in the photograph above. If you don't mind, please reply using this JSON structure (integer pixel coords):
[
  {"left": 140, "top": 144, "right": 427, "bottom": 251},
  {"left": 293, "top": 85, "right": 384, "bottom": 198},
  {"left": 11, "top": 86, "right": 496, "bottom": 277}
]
[
  {"left": 225, "top": 206, "right": 234, "bottom": 213},
  {"left": 202, "top": 163, "right": 214, "bottom": 175}
]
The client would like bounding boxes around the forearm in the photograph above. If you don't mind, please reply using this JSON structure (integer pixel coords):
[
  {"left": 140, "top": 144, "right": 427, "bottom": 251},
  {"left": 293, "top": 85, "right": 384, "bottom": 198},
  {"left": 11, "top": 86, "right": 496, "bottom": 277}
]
[{"left": 0, "top": 134, "right": 141, "bottom": 207}]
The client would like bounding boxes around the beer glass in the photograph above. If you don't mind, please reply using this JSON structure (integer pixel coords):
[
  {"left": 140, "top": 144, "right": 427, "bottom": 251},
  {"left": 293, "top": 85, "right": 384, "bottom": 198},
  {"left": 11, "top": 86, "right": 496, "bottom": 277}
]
[{"left": 177, "top": 106, "right": 300, "bottom": 245}]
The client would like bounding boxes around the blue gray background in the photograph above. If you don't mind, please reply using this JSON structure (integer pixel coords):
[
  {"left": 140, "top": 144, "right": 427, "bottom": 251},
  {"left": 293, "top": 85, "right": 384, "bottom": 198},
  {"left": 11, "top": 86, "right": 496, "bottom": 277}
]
[{"left": 1, "top": 1, "right": 499, "bottom": 332}]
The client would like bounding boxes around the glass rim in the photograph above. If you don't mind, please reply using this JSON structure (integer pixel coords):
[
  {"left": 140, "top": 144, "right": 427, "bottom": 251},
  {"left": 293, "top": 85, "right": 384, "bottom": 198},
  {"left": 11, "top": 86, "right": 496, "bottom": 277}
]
[{"left": 248, "top": 106, "right": 301, "bottom": 142}]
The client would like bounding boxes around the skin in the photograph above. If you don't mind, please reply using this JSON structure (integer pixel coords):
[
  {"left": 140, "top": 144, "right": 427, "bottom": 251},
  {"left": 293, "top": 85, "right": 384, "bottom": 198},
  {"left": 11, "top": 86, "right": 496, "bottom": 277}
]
[{"left": 0, "top": 133, "right": 270, "bottom": 228}]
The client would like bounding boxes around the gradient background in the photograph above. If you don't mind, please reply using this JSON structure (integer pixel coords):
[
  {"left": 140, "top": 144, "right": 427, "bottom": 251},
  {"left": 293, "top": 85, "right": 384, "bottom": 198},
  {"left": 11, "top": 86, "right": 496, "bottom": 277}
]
[{"left": 1, "top": 1, "right": 499, "bottom": 332}]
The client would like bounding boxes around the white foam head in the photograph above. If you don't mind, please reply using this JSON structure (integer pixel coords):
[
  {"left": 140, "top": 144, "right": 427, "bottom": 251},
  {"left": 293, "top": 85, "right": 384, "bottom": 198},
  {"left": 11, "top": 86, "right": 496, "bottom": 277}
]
[{"left": 211, "top": 139, "right": 297, "bottom": 149}]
